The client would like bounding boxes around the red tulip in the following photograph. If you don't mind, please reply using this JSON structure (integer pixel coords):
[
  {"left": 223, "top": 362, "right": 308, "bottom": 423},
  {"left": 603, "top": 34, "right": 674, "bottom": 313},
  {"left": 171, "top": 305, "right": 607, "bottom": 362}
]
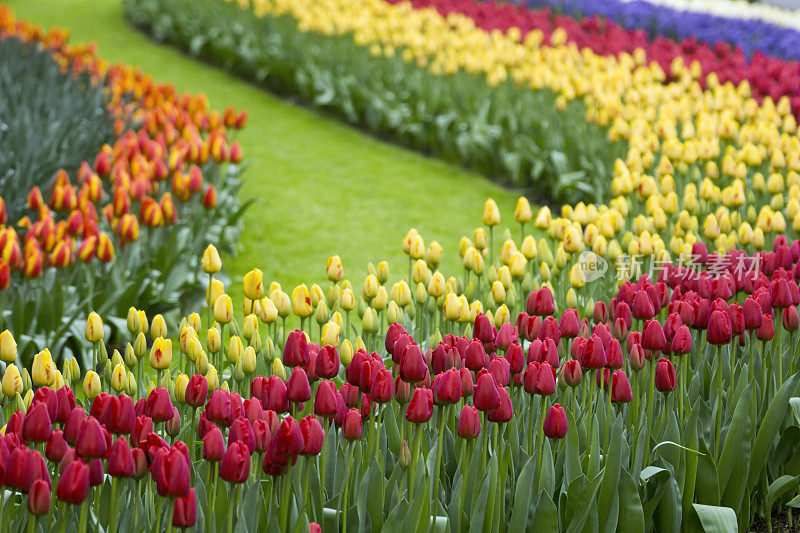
[
  {"left": 743, "top": 297, "right": 763, "bottom": 330},
  {"left": 253, "top": 419, "right": 271, "bottom": 452},
  {"left": 406, "top": 388, "right": 434, "bottom": 423},
  {"left": 314, "top": 380, "right": 339, "bottom": 417},
  {"left": 56, "top": 460, "right": 89, "bottom": 504},
  {"left": 495, "top": 323, "right": 518, "bottom": 350},
  {"left": 534, "top": 287, "right": 556, "bottom": 316},
  {"left": 559, "top": 360, "right": 582, "bottom": 387},
  {"left": 559, "top": 309, "right": 579, "bottom": 338},
  {"left": 283, "top": 330, "right": 309, "bottom": 367},
  {"left": 487, "top": 386, "right": 513, "bottom": 423},
  {"left": 151, "top": 445, "right": 191, "bottom": 497},
  {"left": 459, "top": 368, "right": 474, "bottom": 397},
  {"left": 488, "top": 357, "right": 511, "bottom": 388},
  {"left": 22, "top": 402, "right": 52, "bottom": 443},
  {"left": 593, "top": 301, "right": 609, "bottom": 323},
  {"left": 54, "top": 387, "right": 76, "bottom": 425},
  {"left": 581, "top": 335, "right": 606, "bottom": 369},
  {"left": 457, "top": 405, "right": 480, "bottom": 439},
  {"left": 543, "top": 404, "right": 568, "bottom": 439},
  {"left": 370, "top": 368, "right": 394, "bottom": 403},
  {"left": 108, "top": 437, "right": 135, "bottom": 478},
  {"left": 46, "top": 430, "right": 68, "bottom": 463},
  {"left": 202, "top": 426, "right": 225, "bottom": 462},
  {"left": 288, "top": 367, "right": 312, "bottom": 404},
  {"left": 89, "top": 459, "right": 104, "bottom": 487},
  {"left": 472, "top": 313, "right": 494, "bottom": 345},
  {"left": 400, "top": 344, "right": 429, "bottom": 383},
  {"left": 432, "top": 368, "right": 462, "bottom": 405},
  {"left": 166, "top": 407, "right": 181, "bottom": 437},
  {"left": 611, "top": 370, "right": 632, "bottom": 403},
  {"left": 146, "top": 387, "right": 174, "bottom": 422},
  {"left": 173, "top": 489, "right": 197, "bottom": 528},
  {"left": 606, "top": 338, "right": 624, "bottom": 369},
  {"left": 671, "top": 325, "right": 692, "bottom": 355},
  {"left": 76, "top": 417, "right": 108, "bottom": 459},
  {"left": 505, "top": 343, "right": 525, "bottom": 374},
  {"left": 465, "top": 339, "right": 488, "bottom": 371},
  {"left": 206, "top": 389, "right": 233, "bottom": 424},
  {"left": 342, "top": 409, "right": 363, "bottom": 440},
  {"left": 782, "top": 306, "right": 799, "bottom": 331},
  {"left": 316, "top": 345, "right": 340, "bottom": 379},
  {"left": 28, "top": 478, "right": 51, "bottom": 515},
  {"left": 229, "top": 418, "right": 256, "bottom": 454},
  {"left": 473, "top": 372, "right": 501, "bottom": 411},
  {"left": 220, "top": 441, "right": 251, "bottom": 483},
  {"left": 132, "top": 448, "right": 148, "bottom": 479},
  {"left": 642, "top": 319, "right": 666, "bottom": 351},
  {"left": 276, "top": 417, "right": 304, "bottom": 456},
  {"left": 707, "top": 309, "right": 732, "bottom": 345},
  {"left": 300, "top": 416, "right": 324, "bottom": 455},
  {"left": 654, "top": 358, "right": 677, "bottom": 393},
  {"left": 756, "top": 313, "right": 775, "bottom": 341},
  {"left": 131, "top": 415, "right": 154, "bottom": 448},
  {"left": 629, "top": 343, "right": 646, "bottom": 371},
  {"left": 632, "top": 290, "right": 655, "bottom": 319},
  {"left": 186, "top": 374, "right": 209, "bottom": 407}
]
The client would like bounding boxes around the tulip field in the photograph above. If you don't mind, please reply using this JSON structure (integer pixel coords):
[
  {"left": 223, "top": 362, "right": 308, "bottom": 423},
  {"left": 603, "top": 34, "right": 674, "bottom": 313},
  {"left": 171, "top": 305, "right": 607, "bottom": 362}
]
[{"left": 5, "top": 0, "right": 800, "bottom": 531}]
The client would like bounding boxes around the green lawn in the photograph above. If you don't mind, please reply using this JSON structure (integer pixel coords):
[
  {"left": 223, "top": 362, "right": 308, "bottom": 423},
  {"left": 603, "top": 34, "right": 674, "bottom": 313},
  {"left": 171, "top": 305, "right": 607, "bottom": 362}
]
[{"left": 8, "top": 0, "right": 523, "bottom": 303}]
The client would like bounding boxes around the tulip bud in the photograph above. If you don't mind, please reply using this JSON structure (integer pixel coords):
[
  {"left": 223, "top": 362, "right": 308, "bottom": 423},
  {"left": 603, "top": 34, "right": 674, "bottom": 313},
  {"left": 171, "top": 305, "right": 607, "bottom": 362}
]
[
  {"left": 326, "top": 255, "right": 343, "bottom": 282},
  {"left": 126, "top": 307, "right": 141, "bottom": 335},
  {"left": 151, "top": 314, "right": 167, "bottom": 339},
  {"left": 83, "top": 371, "right": 101, "bottom": 400},
  {"left": 0, "top": 330, "right": 17, "bottom": 362},
  {"left": 134, "top": 332, "right": 147, "bottom": 359},
  {"left": 398, "top": 439, "right": 411, "bottom": 469},
  {"left": 483, "top": 199, "right": 500, "bottom": 226},
  {"left": 85, "top": 312, "right": 104, "bottom": 343},
  {"left": 214, "top": 294, "right": 233, "bottom": 324},
  {"left": 202, "top": 244, "right": 222, "bottom": 274},
  {"left": 111, "top": 363, "right": 127, "bottom": 392},
  {"left": 273, "top": 358, "right": 286, "bottom": 381},
  {"left": 150, "top": 338, "right": 173, "bottom": 370},
  {"left": 32, "top": 349, "right": 55, "bottom": 387},
  {"left": 2, "top": 365, "right": 22, "bottom": 396},
  {"left": 655, "top": 358, "right": 677, "bottom": 393},
  {"left": 543, "top": 404, "right": 568, "bottom": 439},
  {"left": 243, "top": 268, "right": 264, "bottom": 301}
]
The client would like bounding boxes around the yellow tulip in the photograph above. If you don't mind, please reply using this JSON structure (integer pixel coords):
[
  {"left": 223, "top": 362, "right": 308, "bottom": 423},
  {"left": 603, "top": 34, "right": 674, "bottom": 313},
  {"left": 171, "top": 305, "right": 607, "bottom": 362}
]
[
  {"left": 111, "top": 363, "right": 127, "bottom": 393},
  {"left": 32, "top": 349, "right": 55, "bottom": 387},
  {"left": 321, "top": 321, "right": 341, "bottom": 347},
  {"left": 151, "top": 314, "right": 167, "bottom": 339},
  {"left": 202, "top": 244, "right": 222, "bottom": 274},
  {"left": 2, "top": 366, "right": 22, "bottom": 397},
  {"left": 126, "top": 307, "right": 141, "bottom": 335},
  {"left": 327, "top": 255, "right": 344, "bottom": 282},
  {"left": 83, "top": 370, "right": 101, "bottom": 400},
  {"left": 85, "top": 312, "right": 104, "bottom": 343},
  {"left": 482, "top": 199, "right": 500, "bottom": 226},
  {"left": 206, "top": 279, "right": 225, "bottom": 308},
  {"left": 514, "top": 196, "right": 533, "bottom": 224},
  {"left": 272, "top": 358, "right": 286, "bottom": 381},
  {"left": 214, "top": 294, "right": 233, "bottom": 324},
  {"left": 0, "top": 330, "right": 17, "bottom": 363},
  {"left": 149, "top": 338, "right": 172, "bottom": 370},
  {"left": 243, "top": 268, "right": 264, "bottom": 301}
]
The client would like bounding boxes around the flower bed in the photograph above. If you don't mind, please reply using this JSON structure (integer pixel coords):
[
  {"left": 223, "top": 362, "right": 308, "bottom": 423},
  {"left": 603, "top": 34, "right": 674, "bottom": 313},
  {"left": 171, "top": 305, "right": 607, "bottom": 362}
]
[
  {"left": 124, "top": 0, "right": 625, "bottom": 204},
  {"left": 0, "top": 5, "right": 248, "bottom": 367}
]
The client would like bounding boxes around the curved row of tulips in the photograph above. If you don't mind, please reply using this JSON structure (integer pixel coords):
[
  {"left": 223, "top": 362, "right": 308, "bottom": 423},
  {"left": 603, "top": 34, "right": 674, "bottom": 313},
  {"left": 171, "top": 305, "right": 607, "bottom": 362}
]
[
  {"left": 0, "top": 6, "right": 249, "bottom": 366},
  {"left": 412, "top": 0, "right": 800, "bottom": 114},
  {"left": 2, "top": 222, "right": 800, "bottom": 530},
  {"left": 126, "top": 0, "right": 800, "bottom": 256}
]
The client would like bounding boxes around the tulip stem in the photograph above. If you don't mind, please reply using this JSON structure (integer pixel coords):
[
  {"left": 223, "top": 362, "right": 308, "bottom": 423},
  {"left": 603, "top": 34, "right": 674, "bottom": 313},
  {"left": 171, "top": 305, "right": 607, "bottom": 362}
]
[
  {"left": 458, "top": 440, "right": 473, "bottom": 533},
  {"left": 408, "top": 424, "right": 423, "bottom": 498},
  {"left": 527, "top": 395, "right": 536, "bottom": 456},
  {"left": 109, "top": 477, "right": 119, "bottom": 533},
  {"left": 431, "top": 406, "right": 447, "bottom": 531},
  {"left": 78, "top": 500, "right": 88, "bottom": 533},
  {"left": 534, "top": 397, "right": 547, "bottom": 494},
  {"left": 341, "top": 443, "right": 355, "bottom": 533},
  {"left": 714, "top": 345, "right": 724, "bottom": 463},
  {"left": 26, "top": 513, "right": 35, "bottom": 533},
  {"left": 643, "top": 358, "right": 656, "bottom": 468},
  {"left": 604, "top": 384, "right": 612, "bottom": 453}
]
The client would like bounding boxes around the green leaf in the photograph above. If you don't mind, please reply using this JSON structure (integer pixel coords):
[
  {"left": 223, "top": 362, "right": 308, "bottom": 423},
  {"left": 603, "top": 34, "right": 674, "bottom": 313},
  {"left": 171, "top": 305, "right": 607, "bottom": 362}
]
[
  {"left": 617, "top": 468, "right": 645, "bottom": 533},
  {"left": 598, "top": 415, "right": 623, "bottom": 532},
  {"left": 531, "top": 491, "right": 560, "bottom": 533},
  {"left": 566, "top": 472, "right": 603, "bottom": 533},
  {"left": 692, "top": 504, "right": 738, "bottom": 533},
  {"left": 766, "top": 475, "right": 799, "bottom": 510},
  {"left": 718, "top": 384, "right": 753, "bottom": 497},
  {"left": 508, "top": 456, "right": 536, "bottom": 532},
  {"left": 748, "top": 374, "right": 800, "bottom": 489},
  {"left": 367, "top": 458, "right": 385, "bottom": 533}
]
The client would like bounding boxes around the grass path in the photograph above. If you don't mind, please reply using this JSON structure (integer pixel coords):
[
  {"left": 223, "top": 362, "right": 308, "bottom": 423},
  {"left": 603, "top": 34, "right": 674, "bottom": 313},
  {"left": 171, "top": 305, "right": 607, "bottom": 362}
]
[{"left": 8, "top": 0, "right": 522, "bottom": 300}]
